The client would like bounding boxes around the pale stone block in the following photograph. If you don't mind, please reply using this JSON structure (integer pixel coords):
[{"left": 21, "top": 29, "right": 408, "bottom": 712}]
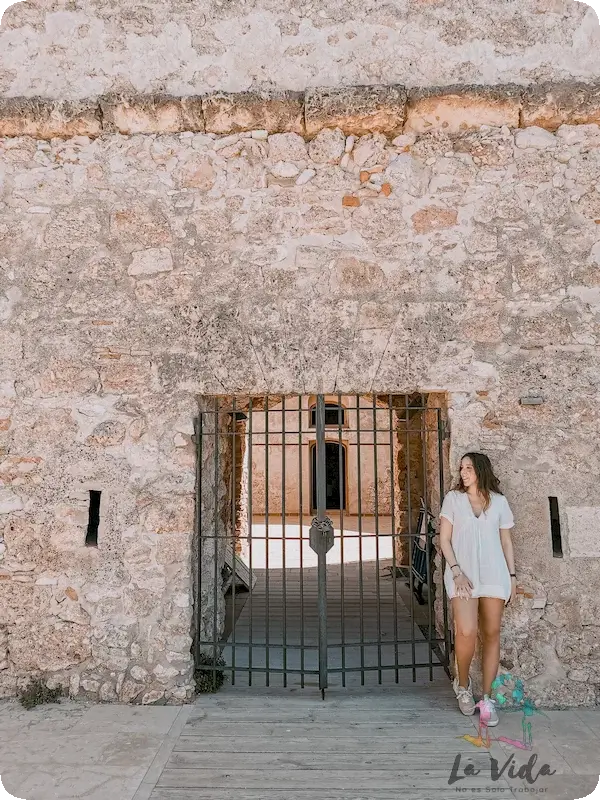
[
  {"left": 405, "top": 86, "right": 521, "bottom": 133},
  {"left": 100, "top": 95, "right": 204, "bottom": 134},
  {"left": 130, "top": 666, "right": 149, "bottom": 682},
  {"left": 0, "top": 98, "right": 101, "bottom": 139},
  {"left": 565, "top": 507, "right": 600, "bottom": 557},
  {"left": 203, "top": 90, "right": 304, "bottom": 135},
  {"left": 392, "top": 133, "right": 417, "bottom": 147},
  {"left": 515, "top": 126, "right": 557, "bottom": 149},
  {"left": 522, "top": 82, "right": 600, "bottom": 131},
  {"left": 308, "top": 127, "right": 345, "bottom": 164},
  {"left": 296, "top": 168, "right": 316, "bottom": 185},
  {"left": 305, "top": 85, "right": 406, "bottom": 137},
  {"left": 128, "top": 248, "right": 174, "bottom": 276},
  {"left": 270, "top": 161, "right": 299, "bottom": 178},
  {"left": 352, "top": 133, "right": 389, "bottom": 168},
  {"left": 0, "top": 489, "right": 23, "bottom": 514},
  {"left": 267, "top": 132, "right": 307, "bottom": 162},
  {"left": 142, "top": 689, "right": 166, "bottom": 704}
]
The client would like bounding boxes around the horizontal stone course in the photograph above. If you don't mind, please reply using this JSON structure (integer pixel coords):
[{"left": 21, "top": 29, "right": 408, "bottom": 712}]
[{"left": 2, "top": 82, "right": 600, "bottom": 140}]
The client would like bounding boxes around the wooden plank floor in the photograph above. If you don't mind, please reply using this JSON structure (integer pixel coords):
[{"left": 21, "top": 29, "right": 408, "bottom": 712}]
[{"left": 149, "top": 688, "right": 517, "bottom": 800}]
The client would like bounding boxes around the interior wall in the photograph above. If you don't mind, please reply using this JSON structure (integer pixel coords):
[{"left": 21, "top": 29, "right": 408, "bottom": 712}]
[{"left": 249, "top": 395, "right": 393, "bottom": 517}]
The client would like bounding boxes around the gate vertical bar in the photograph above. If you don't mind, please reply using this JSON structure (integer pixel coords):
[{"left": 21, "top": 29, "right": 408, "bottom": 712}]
[
  {"left": 230, "top": 397, "right": 237, "bottom": 685},
  {"left": 337, "top": 394, "right": 346, "bottom": 688},
  {"left": 315, "top": 395, "right": 328, "bottom": 697},
  {"left": 355, "top": 394, "right": 365, "bottom": 685},
  {"left": 421, "top": 402, "right": 434, "bottom": 681},
  {"left": 372, "top": 395, "right": 383, "bottom": 684},
  {"left": 298, "top": 395, "right": 305, "bottom": 688},
  {"left": 282, "top": 396, "right": 287, "bottom": 688},
  {"left": 438, "top": 408, "right": 452, "bottom": 672},
  {"left": 213, "top": 396, "right": 219, "bottom": 690},
  {"left": 405, "top": 394, "right": 417, "bottom": 682},
  {"left": 388, "top": 397, "right": 399, "bottom": 683},
  {"left": 195, "top": 413, "right": 203, "bottom": 667},
  {"left": 265, "top": 397, "right": 270, "bottom": 687},
  {"left": 248, "top": 398, "right": 254, "bottom": 686}
]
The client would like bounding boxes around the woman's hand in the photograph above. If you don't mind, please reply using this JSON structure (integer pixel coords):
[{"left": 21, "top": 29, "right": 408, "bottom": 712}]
[
  {"left": 506, "top": 576, "right": 517, "bottom": 606},
  {"left": 453, "top": 572, "right": 474, "bottom": 600}
]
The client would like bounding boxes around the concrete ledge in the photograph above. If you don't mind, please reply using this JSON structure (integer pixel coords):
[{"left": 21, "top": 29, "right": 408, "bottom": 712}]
[
  {"left": 0, "top": 98, "right": 101, "bottom": 138},
  {"left": 202, "top": 90, "right": 304, "bottom": 135},
  {"left": 305, "top": 85, "right": 406, "bottom": 137},
  {"left": 522, "top": 82, "right": 600, "bottom": 130},
  {"left": 405, "top": 85, "right": 522, "bottom": 133},
  {"left": 100, "top": 95, "right": 204, "bottom": 134},
  {"left": 1, "top": 83, "right": 600, "bottom": 140}
]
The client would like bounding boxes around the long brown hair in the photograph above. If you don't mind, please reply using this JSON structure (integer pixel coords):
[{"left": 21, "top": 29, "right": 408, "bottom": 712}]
[{"left": 454, "top": 452, "right": 502, "bottom": 511}]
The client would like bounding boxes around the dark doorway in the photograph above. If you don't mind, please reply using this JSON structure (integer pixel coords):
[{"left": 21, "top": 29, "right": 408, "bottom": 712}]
[{"left": 311, "top": 441, "right": 346, "bottom": 511}]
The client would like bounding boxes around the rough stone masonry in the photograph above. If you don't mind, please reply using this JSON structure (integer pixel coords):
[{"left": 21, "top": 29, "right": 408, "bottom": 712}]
[{"left": 1, "top": 0, "right": 600, "bottom": 706}]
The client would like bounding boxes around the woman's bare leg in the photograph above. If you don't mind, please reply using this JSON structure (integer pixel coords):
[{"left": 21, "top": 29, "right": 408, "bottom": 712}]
[
  {"left": 479, "top": 597, "right": 505, "bottom": 696},
  {"left": 451, "top": 597, "right": 479, "bottom": 687}
]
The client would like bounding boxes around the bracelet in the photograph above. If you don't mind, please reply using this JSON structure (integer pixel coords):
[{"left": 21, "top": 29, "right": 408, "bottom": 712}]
[{"left": 510, "top": 573, "right": 516, "bottom": 578}]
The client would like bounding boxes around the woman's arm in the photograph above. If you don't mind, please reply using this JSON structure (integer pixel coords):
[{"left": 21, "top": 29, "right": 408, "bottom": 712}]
[
  {"left": 500, "top": 527, "right": 517, "bottom": 603},
  {"left": 439, "top": 517, "right": 473, "bottom": 599}
]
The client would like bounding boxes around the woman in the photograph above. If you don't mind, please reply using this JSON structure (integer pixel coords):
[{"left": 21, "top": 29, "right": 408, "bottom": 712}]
[{"left": 439, "top": 452, "right": 516, "bottom": 726}]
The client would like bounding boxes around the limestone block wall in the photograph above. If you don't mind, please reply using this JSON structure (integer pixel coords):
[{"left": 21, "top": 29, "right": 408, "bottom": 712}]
[
  {"left": 1, "top": 90, "right": 600, "bottom": 703},
  {"left": 1, "top": 0, "right": 599, "bottom": 98}
]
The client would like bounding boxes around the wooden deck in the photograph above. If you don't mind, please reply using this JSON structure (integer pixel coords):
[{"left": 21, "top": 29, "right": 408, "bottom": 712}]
[{"left": 148, "top": 687, "right": 519, "bottom": 800}]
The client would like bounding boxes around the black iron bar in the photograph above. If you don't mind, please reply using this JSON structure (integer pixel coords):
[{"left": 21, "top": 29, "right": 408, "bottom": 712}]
[
  {"left": 231, "top": 396, "right": 237, "bottom": 685},
  {"left": 213, "top": 396, "right": 219, "bottom": 691},
  {"left": 405, "top": 394, "right": 417, "bottom": 683},
  {"left": 388, "top": 395, "right": 399, "bottom": 684},
  {"left": 421, "top": 403, "right": 434, "bottom": 682},
  {"left": 372, "top": 394, "right": 383, "bottom": 684},
  {"left": 265, "top": 396, "right": 270, "bottom": 687},
  {"left": 195, "top": 413, "right": 203, "bottom": 667},
  {"left": 282, "top": 395, "right": 287, "bottom": 688},
  {"left": 316, "top": 395, "right": 328, "bottom": 696},
  {"left": 338, "top": 392, "right": 346, "bottom": 688},
  {"left": 438, "top": 407, "right": 452, "bottom": 673},
  {"left": 355, "top": 394, "right": 365, "bottom": 685},
  {"left": 247, "top": 398, "right": 254, "bottom": 686},
  {"left": 223, "top": 637, "right": 447, "bottom": 648},
  {"left": 298, "top": 394, "right": 305, "bottom": 688}
]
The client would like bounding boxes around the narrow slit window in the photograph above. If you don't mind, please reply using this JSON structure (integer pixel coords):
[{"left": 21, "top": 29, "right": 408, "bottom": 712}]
[
  {"left": 86, "top": 490, "right": 101, "bottom": 547},
  {"left": 549, "top": 497, "right": 563, "bottom": 558}
]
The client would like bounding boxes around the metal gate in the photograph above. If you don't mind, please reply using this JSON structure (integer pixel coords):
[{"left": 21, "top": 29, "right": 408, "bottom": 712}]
[{"left": 194, "top": 394, "right": 453, "bottom": 695}]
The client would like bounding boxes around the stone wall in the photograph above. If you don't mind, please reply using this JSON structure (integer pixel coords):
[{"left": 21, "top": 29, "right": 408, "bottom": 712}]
[
  {"left": 0, "top": 0, "right": 599, "bottom": 99},
  {"left": 2, "top": 100, "right": 600, "bottom": 703}
]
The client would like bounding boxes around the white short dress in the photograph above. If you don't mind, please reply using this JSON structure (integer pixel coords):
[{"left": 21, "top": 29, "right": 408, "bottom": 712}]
[{"left": 440, "top": 490, "right": 514, "bottom": 601}]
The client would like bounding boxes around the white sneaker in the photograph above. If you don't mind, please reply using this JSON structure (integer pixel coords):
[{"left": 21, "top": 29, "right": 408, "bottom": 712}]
[
  {"left": 453, "top": 676, "right": 476, "bottom": 716},
  {"left": 478, "top": 696, "right": 499, "bottom": 727}
]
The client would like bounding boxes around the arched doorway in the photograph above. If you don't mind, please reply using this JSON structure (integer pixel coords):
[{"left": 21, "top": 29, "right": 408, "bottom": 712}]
[{"left": 311, "top": 441, "right": 347, "bottom": 511}]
